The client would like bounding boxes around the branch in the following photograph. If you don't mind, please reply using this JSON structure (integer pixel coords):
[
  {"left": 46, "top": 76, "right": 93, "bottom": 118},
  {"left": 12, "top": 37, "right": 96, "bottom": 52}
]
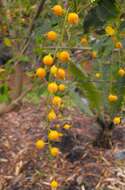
[
  {"left": 40, "top": 46, "right": 92, "bottom": 51},
  {"left": 22, "top": 0, "right": 47, "bottom": 51},
  {"left": 28, "top": 0, "right": 46, "bottom": 35},
  {"left": 0, "top": 86, "right": 32, "bottom": 115},
  {"left": 17, "top": 0, "right": 47, "bottom": 56}
]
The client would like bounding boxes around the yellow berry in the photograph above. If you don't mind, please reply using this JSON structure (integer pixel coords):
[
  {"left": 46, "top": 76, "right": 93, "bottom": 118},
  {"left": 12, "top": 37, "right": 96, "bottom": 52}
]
[
  {"left": 47, "top": 31, "right": 57, "bottom": 41},
  {"left": 95, "top": 72, "right": 101, "bottom": 78},
  {"left": 48, "top": 130, "right": 63, "bottom": 141},
  {"left": 50, "top": 180, "right": 59, "bottom": 189},
  {"left": 115, "top": 42, "right": 123, "bottom": 49},
  {"left": 36, "top": 68, "right": 46, "bottom": 79},
  {"left": 58, "top": 84, "right": 65, "bottom": 92},
  {"left": 3, "top": 38, "right": 12, "bottom": 47},
  {"left": 35, "top": 139, "right": 45, "bottom": 149},
  {"left": 52, "top": 96, "right": 62, "bottom": 107},
  {"left": 80, "top": 37, "right": 88, "bottom": 46},
  {"left": 2, "top": 25, "right": 8, "bottom": 34},
  {"left": 48, "top": 110, "right": 57, "bottom": 121},
  {"left": 108, "top": 94, "right": 118, "bottom": 102},
  {"left": 105, "top": 26, "right": 115, "bottom": 36},
  {"left": 52, "top": 5, "right": 63, "bottom": 16},
  {"left": 48, "top": 82, "right": 58, "bottom": 93},
  {"left": 43, "top": 55, "right": 54, "bottom": 66},
  {"left": 55, "top": 124, "right": 60, "bottom": 129},
  {"left": 91, "top": 51, "right": 97, "bottom": 59},
  {"left": 63, "top": 124, "right": 72, "bottom": 130},
  {"left": 113, "top": 117, "right": 121, "bottom": 125},
  {"left": 56, "top": 68, "right": 66, "bottom": 79},
  {"left": 50, "top": 65, "right": 58, "bottom": 75},
  {"left": 50, "top": 147, "right": 60, "bottom": 157},
  {"left": 68, "top": 12, "right": 79, "bottom": 24},
  {"left": 58, "top": 51, "right": 70, "bottom": 62},
  {"left": 118, "top": 68, "right": 125, "bottom": 77}
]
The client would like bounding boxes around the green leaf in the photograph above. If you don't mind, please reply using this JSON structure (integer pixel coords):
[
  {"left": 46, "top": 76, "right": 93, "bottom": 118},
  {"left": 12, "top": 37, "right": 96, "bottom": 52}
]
[
  {"left": 69, "top": 61, "right": 102, "bottom": 112},
  {"left": 17, "top": 55, "right": 30, "bottom": 62},
  {"left": 110, "top": 75, "right": 125, "bottom": 116},
  {"left": 83, "top": 0, "right": 119, "bottom": 33},
  {"left": 0, "top": 84, "right": 10, "bottom": 103},
  {"left": 69, "top": 90, "right": 93, "bottom": 116}
]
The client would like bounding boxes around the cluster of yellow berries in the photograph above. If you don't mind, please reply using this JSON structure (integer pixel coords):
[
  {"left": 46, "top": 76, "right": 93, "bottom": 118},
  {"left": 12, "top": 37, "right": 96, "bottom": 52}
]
[
  {"left": 35, "top": 4, "right": 78, "bottom": 189},
  {"left": 36, "top": 3, "right": 79, "bottom": 83},
  {"left": 105, "top": 25, "right": 123, "bottom": 126},
  {"left": 105, "top": 25, "right": 123, "bottom": 49},
  {"left": 35, "top": 4, "right": 124, "bottom": 190},
  {"left": 35, "top": 124, "right": 72, "bottom": 188},
  {"left": 95, "top": 68, "right": 125, "bottom": 79},
  {"left": 48, "top": 82, "right": 65, "bottom": 94},
  {"left": 52, "top": 4, "right": 79, "bottom": 25},
  {"left": 35, "top": 123, "right": 72, "bottom": 149},
  {"left": 108, "top": 94, "right": 122, "bottom": 125},
  {"left": 36, "top": 51, "right": 70, "bottom": 79},
  {"left": 36, "top": 52, "right": 69, "bottom": 80}
]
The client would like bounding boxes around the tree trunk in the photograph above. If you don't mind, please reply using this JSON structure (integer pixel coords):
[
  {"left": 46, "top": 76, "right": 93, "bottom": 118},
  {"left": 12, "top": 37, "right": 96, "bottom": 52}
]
[
  {"left": 94, "top": 128, "right": 113, "bottom": 148},
  {"left": 12, "top": 63, "right": 23, "bottom": 100},
  {"left": 93, "top": 117, "right": 113, "bottom": 149}
]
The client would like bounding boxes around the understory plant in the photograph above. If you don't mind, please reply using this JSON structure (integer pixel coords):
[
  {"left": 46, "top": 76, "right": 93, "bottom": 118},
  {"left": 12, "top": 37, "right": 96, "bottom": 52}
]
[
  {"left": 68, "top": 0, "right": 125, "bottom": 148},
  {"left": 35, "top": 1, "right": 125, "bottom": 187}
]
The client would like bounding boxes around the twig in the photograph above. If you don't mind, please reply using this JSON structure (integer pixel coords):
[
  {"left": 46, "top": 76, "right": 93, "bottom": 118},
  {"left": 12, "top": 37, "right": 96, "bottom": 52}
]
[
  {"left": 40, "top": 46, "right": 91, "bottom": 51},
  {"left": 39, "top": 46, "right": 120, "bottom": 52},
  {"left": 28, "top": 0, "right": 46, "bottom": 36},
  {"left": 20, "top": 0, "right": 47, "bottom": 56},
  {"left": 0, "top": 86, "right": 32, "bottom": 115}
]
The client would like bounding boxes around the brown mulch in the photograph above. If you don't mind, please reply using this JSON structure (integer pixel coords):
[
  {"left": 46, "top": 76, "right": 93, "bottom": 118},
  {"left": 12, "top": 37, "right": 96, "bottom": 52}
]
[{"left": 0, "top": 101, "right": 125, "bottom": 190}]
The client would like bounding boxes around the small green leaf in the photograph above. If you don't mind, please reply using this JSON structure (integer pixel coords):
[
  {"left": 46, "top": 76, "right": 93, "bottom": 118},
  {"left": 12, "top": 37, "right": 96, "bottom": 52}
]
[{"left": 17, "top": 55, "right": 29, "bottom": 62}]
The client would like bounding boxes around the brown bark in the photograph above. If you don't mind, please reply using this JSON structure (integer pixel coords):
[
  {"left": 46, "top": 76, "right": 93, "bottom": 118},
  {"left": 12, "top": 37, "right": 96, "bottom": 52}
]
[
  {"left": 94, "top": 128, "right": 113, "bottom": 148},
  {"left": 13, "top": 63, "right": 23, "bottom": 99},
  {"left": 93, "top": 117, "right": 113, "bottom": 149}
]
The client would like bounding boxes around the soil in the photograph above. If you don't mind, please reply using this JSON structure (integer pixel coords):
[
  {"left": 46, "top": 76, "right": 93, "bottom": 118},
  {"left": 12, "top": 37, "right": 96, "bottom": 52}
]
[{"left": 0, "top": 100, "right": 125, "bottom": 190}]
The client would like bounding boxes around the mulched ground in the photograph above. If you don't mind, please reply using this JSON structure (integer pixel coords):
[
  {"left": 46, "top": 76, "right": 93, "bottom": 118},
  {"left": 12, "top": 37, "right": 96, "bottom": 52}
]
[{"left": 0, "top": 100, "right": 125, "bottom": 190}]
